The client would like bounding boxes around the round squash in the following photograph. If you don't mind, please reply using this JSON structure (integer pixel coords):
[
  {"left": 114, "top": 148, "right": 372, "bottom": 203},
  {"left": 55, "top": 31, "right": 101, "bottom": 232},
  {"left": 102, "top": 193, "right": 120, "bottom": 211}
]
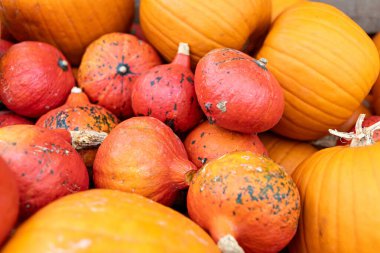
[
  {"left": 140, "top": 0, "right": 271, "bottom": 67},
  {"left": 271, "top": 0, "right": 307, "bottom": 22},
  {"left": 371, "top": 33, "right": 380, "bottom": 115},
  {"left": 257, "top": 2, "right": 379, "bottom": 140},
  {"left": 0, "top": 110, "right": 33, "bottom": 127},
  {"left": 2, "top": 189, "right": 219, "bottom": 253},
  {"left": 0, "top": 0, "right": 134, "bottom": 65}
]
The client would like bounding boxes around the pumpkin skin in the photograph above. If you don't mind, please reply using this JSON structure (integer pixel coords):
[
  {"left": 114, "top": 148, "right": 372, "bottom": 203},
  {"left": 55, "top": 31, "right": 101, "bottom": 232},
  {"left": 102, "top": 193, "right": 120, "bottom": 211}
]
[
  {"left": 78, "top": 33, "right": 161, "bottom": 119},
  {"left": 260, "top": 132, "right": 317, "bottom": 175},
  {"left": 0, "top": 157, "right": 19, "bottom": 245},
  {"left": 0, "top": 41, "right": 75, "bottom": 118},
  {"left": 187, "top": 151, "right": 300, "bottom": 253},
  {"left": 0, "top": 125, "right": 89, "bottom": 220},
  {"left": 140, "top": 0, "right": 271, "bottom": 67},
  {"left": 0, "top": 110, "right": 33, "bottom": 127},
  {"left": 195, "top": 48, "right": 284, "bottom": 133},
  {"left": 132, "top": 43, "right": 203, "bottom": 133},
  {"left": 257, "top": 2, "right": 379, "bottom": 140},
  {"left": 93, "top": 117, "right": 197, "bottom": 206},
  {"left": 371, "top": 33, "right": 380, "bottom": 115},
  {"left": 0, "top": 0, "right": 134, "bottom": 66},
  {"left": 271, "top": 0, "right": 306, "bottom": 22},
  {"left": 0, "top": 39, "right": 12, "bottom": 57},
  {"left": 184, "top": 121, "right": 268, "bottom": 168},
  {"left": 2, "top": 189, "right": 219, "bottom": 253},
  {"left": 338, "top": 104, "right": 372, "bottom": 132}
]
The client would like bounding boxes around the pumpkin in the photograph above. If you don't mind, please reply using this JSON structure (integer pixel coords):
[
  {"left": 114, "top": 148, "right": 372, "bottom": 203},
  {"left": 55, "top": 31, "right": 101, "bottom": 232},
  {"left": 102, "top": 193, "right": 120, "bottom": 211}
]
[
  {"left": 0, "top": 157, "right": 19, "bottom": 245},
  {"left": 271, "top": 0, "right": 306, "bottom": 22},
  {"left": 257, "top": 2, "right": 379, "bottom": 140},
  {"left": 140, "top": 0, "right": 271, "bottom": 67},
  {"left": 36, "top": 87, "right": 118, "bottom": 167},
  {"left": 0, "top": 125, "right": 89, "bottom": 220},
  {"left": 338, "top": 104, "right": 372, "bottom": 132},
  {"left": 290, "top": 114, "right": 380, "bottom": 253},
  {"left": 0, "top": 110, "right": 33, "bottom": 127},
  {"left": 184, "top": 121, "right": 268, "bottom": 168},
  {"left": 132, "top": 42, "right": 203, "bottom": 133},
  {"left": 0, "top": 41, "right": 75, "bottom": 118},
  {"left": 0, "top": 39, "right": 12, "bottom": 57},
  {"left": 2, "top": 189, "right": 219, "bottom": 253},
  {"left": 371, "top": 33, "right": 380, "bottom": 115},
  {"left": 187, "top": 151, "right": 300, "bottom": 253},
  {"left": 93, "top": 116, "right": 197, "bottom": 206},
  {"left": 78, "top": 33, "right": 161, "bottom": 119},
  {"left": 0, "top": 0, "right": 134, "bottom": 65},
  {"left": 195, "top": 48, "right": 284, "bottom": 133},
  {"left": 260, "top": 132, "right": 317, "bottom": 175}
]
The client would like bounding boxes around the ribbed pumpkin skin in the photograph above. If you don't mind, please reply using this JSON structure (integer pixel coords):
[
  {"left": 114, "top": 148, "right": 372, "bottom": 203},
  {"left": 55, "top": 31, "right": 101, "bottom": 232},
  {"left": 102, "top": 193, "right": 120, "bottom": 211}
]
[
  {"left": 187, "top": 151, "right": 300, "bottom": 253},
  {"left": 0, "top": 0, "right": 134, "bottom": 66},
  {"left": 140, "top": 0, "right": 271, "bottom": 66},
  {"left": 338, "top": 104, "right": 372, "bottom": 132},
  {"left": 271, "top": 0, "right": 306, "bottom": 22},
  {"left": 372, "top": 33, "right": 380, "bottom": 115},
  {"left": 0, "top": 111, "right": 33, "bottom": 127},
  {"left": 2, "top": 189, "right": 219, "bottom": 253},
  {"left": 257, "top": 2, "right": 380, "bottom": 140},
  {"left": 184, "top": 121, "right": 268, "bottom": 168},
  {"left": 260, "top": 132, "right": 317, "bottom": 175},
  {"left": 290, "top": 143, "right": 380, "bottom": 253},
  {"left": 78, "top": 33, "right": 161, "bottom": 119}
]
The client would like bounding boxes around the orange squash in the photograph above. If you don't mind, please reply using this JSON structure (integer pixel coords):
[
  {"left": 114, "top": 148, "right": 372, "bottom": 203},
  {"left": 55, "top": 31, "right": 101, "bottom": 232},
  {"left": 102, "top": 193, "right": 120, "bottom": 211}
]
[
  {"left": 260, "top": 132, "right": 317, "bottom": 175},
  {"left": 140, "top": 0, "right": 271, "bottom": 67},
  {"left": 2, "top": 189, "right": 219, "bottom": 253},
  {"left": 257, "top": 2, "right": 379, "bottom": 140},
  {"left": 290, "top": 115, "right": 380, "bottom": 253},
  {"left": 184, "top": 121, "right": 267, "bottom": 168},
  {"left": 371, "top": 33, "right": 380, "bottom": 115},
  {"left": 0, "top": 0, "right": 134, "bottom": 65},
  {"left": 271, "top": 0, "right": 306, "bottom": 22},
  {"left": 338, "top": 104, "right": 372, "bottom": 132},
  {"left": 187, "top": 151, "right": 300, "bottom": 253}
]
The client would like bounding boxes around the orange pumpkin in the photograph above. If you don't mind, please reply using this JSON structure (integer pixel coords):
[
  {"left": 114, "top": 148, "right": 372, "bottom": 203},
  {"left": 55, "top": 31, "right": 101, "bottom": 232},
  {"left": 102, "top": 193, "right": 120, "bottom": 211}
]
[
  {"left": 338, "top": 104, "right": 372, "bottom": 132},
  {"left": 371, "top": 33, "right": 380, "bottom": 115},
  {"left": 257, "top": 2, "right": 379, "bottom": 140},
  {"left": 0, "top": 0, "right": 134, "bottom": 65},
  {"left": 2, "top": 189, "right": 219, "bottom": 253},
  {"left": 271, "top": 0, "right": 306, "bottom": 22},
  {"left": 184, "top": 121, "right": 267, "bottom": 168},
  {"left": 140, "top": 0, "right": 271, "bottom": 66},
  {"left": 187, "top": 151, "right": 300, "bottom": 253},
  {"left": 290, "top": 115, "right": 380, "bottom": 253},
  {"left": 260, "top": 132, "right": 317, "bottom": 175}
]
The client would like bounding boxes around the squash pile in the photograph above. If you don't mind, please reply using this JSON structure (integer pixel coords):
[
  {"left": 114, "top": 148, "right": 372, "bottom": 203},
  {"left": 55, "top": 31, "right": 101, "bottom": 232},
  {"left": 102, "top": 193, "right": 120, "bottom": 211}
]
[{"left": 0, "top": 1, "right": 379, "bottom": 253}]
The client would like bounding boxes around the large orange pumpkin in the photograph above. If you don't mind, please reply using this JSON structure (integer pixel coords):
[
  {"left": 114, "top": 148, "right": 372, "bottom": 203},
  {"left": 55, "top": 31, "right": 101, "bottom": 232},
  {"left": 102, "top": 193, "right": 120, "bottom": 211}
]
[
  {"left": 271, "top": 0, "right": 307, "bottom": 22},
  {"left": 140, "top": 0, "right": 271, "bottom": 66},
  {"left": 0, "top": 0, "right": 134, "bottom": 65},
  {"left": 371, "top": 33, "right": 380, "bottom": 115},
  {"left": 2, "top": 189, "right": 219, "bottom": 253},
  {"left": 257, "top": 2, "right": 379, "bottom": 140}
]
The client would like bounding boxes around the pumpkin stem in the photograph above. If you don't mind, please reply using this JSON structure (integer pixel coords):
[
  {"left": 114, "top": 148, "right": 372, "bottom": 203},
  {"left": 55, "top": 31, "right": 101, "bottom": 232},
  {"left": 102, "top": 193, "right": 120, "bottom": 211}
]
[
  {"left": 172, "top": 42, "right": 191, "bottom": 68},
  {"left": 71, "top": 86, "right": 82, "bottom": 94},
  {"left": 217, "top": 234, "right": 245, "bottom": 253},
  {"left": 70, "top": 130, "right": 108, "bottom": 150}
]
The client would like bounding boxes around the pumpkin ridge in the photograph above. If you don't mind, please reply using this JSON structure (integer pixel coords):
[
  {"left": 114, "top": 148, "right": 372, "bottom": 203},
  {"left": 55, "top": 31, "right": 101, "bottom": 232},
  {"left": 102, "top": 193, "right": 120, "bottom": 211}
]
[
  {"left": 274, "top": 141, "right": 299, "bottom": 165},
  {"left": 58, "top": 1, "right": 85, "bottom": 50},
  {"left": 34, "top": 4, "right": 56, "bottom": 45},
  {"left": 280, "top": 110, "right": 328, "bottom": 134},
  {"left": 218, "top": 1, "right": 251, "bottom": 32}
]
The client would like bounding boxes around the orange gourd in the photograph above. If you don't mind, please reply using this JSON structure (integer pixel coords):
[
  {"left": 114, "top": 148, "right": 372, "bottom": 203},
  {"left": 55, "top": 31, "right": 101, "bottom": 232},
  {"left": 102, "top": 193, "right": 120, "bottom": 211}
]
[
  {"left": 338, "top": 104, "right": 372, "bottom": 132},
  {"left": 257, "top": 2, "right": 379, "bottom": 140},
  {"left": 0, "top": 0, "right": 134, "bottom": 65},
  {"left": 271, "top": 0, "right": 307, "bottom": 22},
  {"left": 140, "top": 0, "right": 271, "bottom": 66},
  {"left": 2, "top": 189, "right": 219, "bottom": 253},
  {"left": 372, "top": 33, "right": 380, "bottom": 115},
  {"left": 187, "top": 151, "right": 300, "bottom": 253}
]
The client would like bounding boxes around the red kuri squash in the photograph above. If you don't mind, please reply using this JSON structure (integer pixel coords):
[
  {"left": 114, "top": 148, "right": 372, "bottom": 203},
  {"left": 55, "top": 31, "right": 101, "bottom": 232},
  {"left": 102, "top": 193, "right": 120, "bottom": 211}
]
[
  {"left": 336, "top": 115, "right": 380, "bottom": 145},
  {"left": 371, "top": 33, "right": 380, "bottom": 115},
  {"left": 0, "top": 110, "right": 33, "bottom": 127}
]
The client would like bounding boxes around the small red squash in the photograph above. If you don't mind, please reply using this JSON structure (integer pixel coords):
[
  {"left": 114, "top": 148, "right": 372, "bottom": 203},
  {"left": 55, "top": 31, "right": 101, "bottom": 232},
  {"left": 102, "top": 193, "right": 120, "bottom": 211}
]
[
  {"left": 78, "top": 33, "right": 162, "bottom": 119},
  {"left": 0, "top": 39, "right": 13, "bottom": 57},
  {"left": 93, "top": 116, "right": 197, "bottom": 206},
  {"left": 0, "top": 110, "right": 33, "bottom": 127},
  {"left": 184, "top": 121, "right": 267, "bottom": 168},
  {"left": 0, "top": 41, "right": 74, "bottom": 118},
  {"left": 0, "top": 157, "right": 19, "bottom": 245},
  {"left": 132, "top": 42, "right": 203, "bottom": 133},
  {"left": 336, "top": 115, "right": 380, "bottom": 145},
  {"left": 0, "top": 125, "right": 89, "bottom": 220},
  {"left": 194, "top": 48, "right": 284, "bottom": 133},
  {"left": 187, "top": 151, "right": 301, "bottom": 253}
]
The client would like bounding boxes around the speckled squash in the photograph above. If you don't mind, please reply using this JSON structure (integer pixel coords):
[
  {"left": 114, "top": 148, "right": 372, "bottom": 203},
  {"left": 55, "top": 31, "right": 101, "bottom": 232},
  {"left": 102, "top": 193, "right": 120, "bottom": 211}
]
[
  {"left": 0, "top": 125, "right": 89, "bottom": 220},
  {"left": 0, "top": 39, "right": 12, "bottom": 57},
  {"left": 184, "top": 121, "right": 268, "bottom": 168},
  {"left": 140, "top": 0, "right": 271, "bottom": 67},
  {"left": 260, "top": 132, "right": 317, "bottom": 175},
  {"left": 93, "top": 117, "right": 197, "bottom": 206},
  {"left": 0, "top": 0, "right": 134, "bottom": 65},
  {"left": 271, "top": 0, "right": 306, "bottom": 22},
  {"left": 132, "top": 43, "right": 203, "bottom": 133},
  {"left": 257, "top": 2, "right": 379, "bottom": 140},
  {"left": 0, "top": 41, "right": 75, "bottom": 118},
  {"left": 2, "top": 189, "right": 219, "bottom": 253},
  {"left": 371, "top": 33, "right": 380, "bottom": 115},
  {"left": 0, "top": 110, "right": 33, "bottom": 127},
  {"left": 187, "top": 151, "right": 301, "bottom": 253},
  {"left": 78, "top": 33, "right": 161, "bottom": 119},
  {"left": 195, "top": 48, "right": 284, "bottom": 133}
]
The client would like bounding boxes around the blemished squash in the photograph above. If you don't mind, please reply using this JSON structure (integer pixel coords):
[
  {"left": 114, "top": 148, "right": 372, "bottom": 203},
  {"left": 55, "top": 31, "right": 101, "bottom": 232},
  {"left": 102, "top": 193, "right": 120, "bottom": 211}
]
[
  {"left": 2, "top": 189, "right": 219, "bottom": 253},
  {"left": 0, "top": 110, "right": 33, "bottom": 127},
  {"left": 0, "top": 0, "right": 135, "bottom": 65},
  {"left": 140, "top": 0, "right": 271, "bottom": 67},
  {"left": 371, "top": 33, "right": 380, "bottom": 115},
  {"left": 257, "top": 2, "right": 379, "bottom": 140},
  {"left": 290, "top": 114, "right": 380, "bottom": 253},
  {"left": 260, "top": 132, "right": 317, "bottom": 175},
  {"left": 271, "top": 0, "right": 307, "bottom": 22},
  {"left": 187, "top": 151, "right": 300, "bottom": 253}
]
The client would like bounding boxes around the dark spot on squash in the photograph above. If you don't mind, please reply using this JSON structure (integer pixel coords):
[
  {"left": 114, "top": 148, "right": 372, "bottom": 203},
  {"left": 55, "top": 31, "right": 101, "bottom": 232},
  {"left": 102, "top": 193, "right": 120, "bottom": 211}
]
[
  {"left": 173, "top": 103, "right": 177, "bottom": 111},
  {"left": 190, "top": 96, "right": 194, "bottom": 104},
  {"left": 203, "top": 145, "right": 206, "bottom": 148},
  {"left": 207, "top": 116, "right": 216, "bottom": 124},
  {"left": 197, "top": 157, "right": 207, "bottom": 164},
  {"left": 204, "top": 102, "right": 212, "bottom": 113},
  {"left": 232, "top": 211, "right": 236, "bottom": 216},
  {"left": 191, "top": 140, "right": 196, "bottom": 144},
  {"left": 38, "top": 160, "right": 42, "bottom": 164},
  {"left": 50, "top": 170, "right": 54, "bottom": 175},
  {"left": 150, "top": 80, "right": 155, "bottom": 86},
  {"left": 11, "top": 142, "right": 16, "bottom": 146},
  {"left": 21, "top": 173, "right": 26, "bottom": 177},
  {"left": 186, "top": 76, "right": 194, "bottom": 84},
  {"left": 236, "top": 193, "right": 243, "bottom": 205},
  {"left": 180, "top": 73, "right": 185, "bottom": 83},
  {"left": 200, "top": 132, "right": 205, "bottom": 138},
  {"left": 147, "top": 108, "right": 152, "bottom": 116},
  {"left": 164, "top": 118, "right": 175, "bottom": 129}
]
